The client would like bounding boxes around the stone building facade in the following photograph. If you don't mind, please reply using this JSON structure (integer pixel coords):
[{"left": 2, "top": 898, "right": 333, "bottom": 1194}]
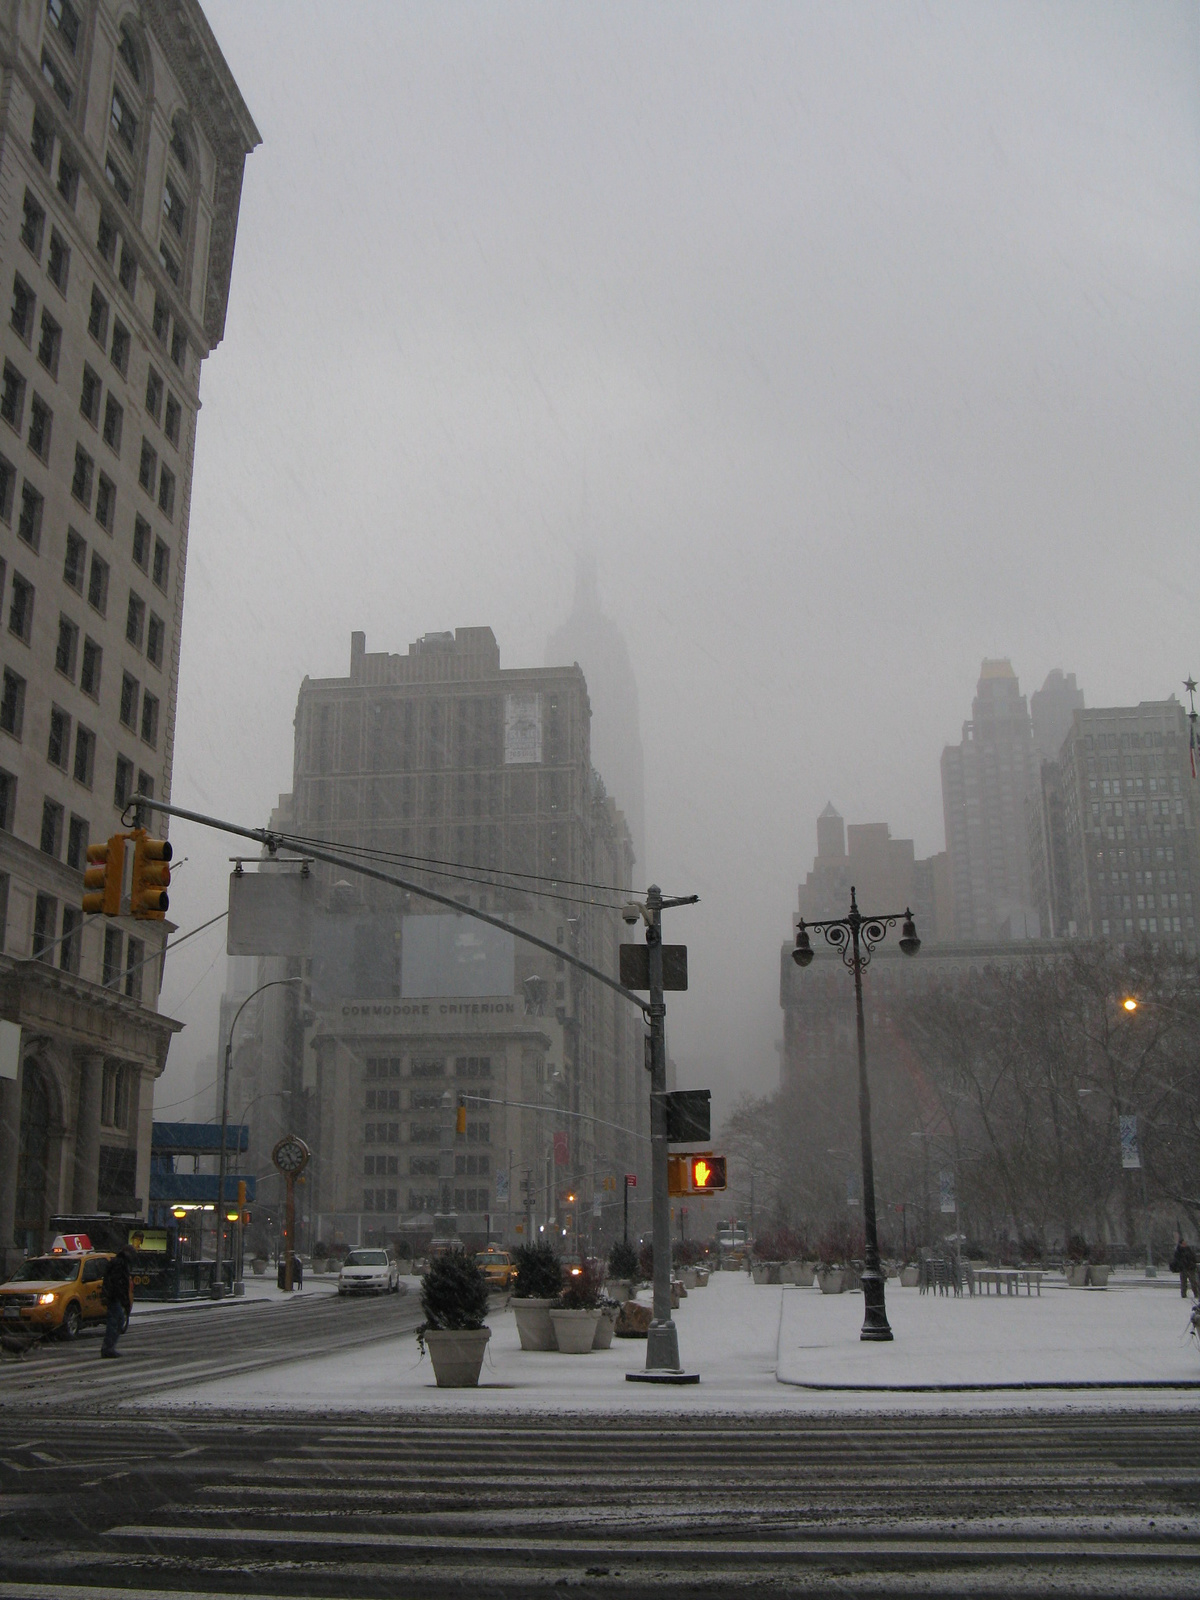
[
  {"left": 226, "top": 627, "right": 645, "bottom": 1252},
  {"left": 0, "top": 0, "right": 257, "bottom": 1269}
]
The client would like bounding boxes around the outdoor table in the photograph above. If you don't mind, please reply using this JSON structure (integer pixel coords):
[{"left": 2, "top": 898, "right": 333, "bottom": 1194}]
[
  {"left": 975, "top": 1268, "right": 1021, "bottom": 1296},
  {"left": 1018, "top": 1269, "right": 1044, "bottom": 1296}
]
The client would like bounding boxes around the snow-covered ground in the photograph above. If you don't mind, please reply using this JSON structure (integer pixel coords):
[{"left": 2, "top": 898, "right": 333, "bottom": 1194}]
[
  {"left": 128, "top": 1270, "right": 340, "bottom": 1318},
  {"left": 145, "top": 1269, "right": 1200, "bottom": 1415}
]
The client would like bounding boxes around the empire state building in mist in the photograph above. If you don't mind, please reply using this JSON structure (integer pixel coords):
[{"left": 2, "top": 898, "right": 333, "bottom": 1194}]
[{"left": 546, "top": 559, "right": 647, "bottom": 873}]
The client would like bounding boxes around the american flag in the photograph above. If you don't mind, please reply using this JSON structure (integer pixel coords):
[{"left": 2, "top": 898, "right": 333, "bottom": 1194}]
[{"left": 1187, "top": 679, "right": 1198, "bottom": 780}]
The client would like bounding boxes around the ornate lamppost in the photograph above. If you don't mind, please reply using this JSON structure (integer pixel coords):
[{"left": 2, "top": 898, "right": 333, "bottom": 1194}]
[{"left": 792, "top": 886, "right": 921, "bottom": 1341}]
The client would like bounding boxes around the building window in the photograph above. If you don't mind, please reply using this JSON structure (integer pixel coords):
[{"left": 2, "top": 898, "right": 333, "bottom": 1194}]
[
  {"left": 47, "top": 705, "right": 70, "bottom": 768},
  {"left": 114, "top": 754, "right": 133, "bottom": 810},
  {"left": 111, "top": 87, "right": 138, "bottom": 152},
  {"left": 140, "top": 691, "right": 158, "bottom": 748},
  {"left": 126, "top": 591, "right": 145, "bottom": 649},
  {"left": 40, "top": 49, "right": 73, "bottom": 110},
  {"left": 11, "top": 275, "right": 35, "bottom": 343},
  {"left": 56, "top": 152, "right": 78, "bottom": 206},
  {"left": 0, "top": 669, "right": 26, "bottom": 737},
  {"left": 163, "top": 179, "right": 187, "bottom": 239},
  {"left": 47, "top": 231, "right": 70, "bottom": 293},
  {"left": 0, "top": 457, "right": 14, "bottom": 523},
  {"left": 88, "top": 288, "right": 109, "bottom": 347},
  {"left": 138, "top": 438, "right": 156, "bottom": 493},
  {"left": 119, "top": 671, "right": 138, "bottom": 729},
  {"left": 97, "top": 214, "right": 117, "bottom": 265},
  {"left": 170, "top": 118, "right": 190, "bottom": 171},
  {"left": 0, "top": 774, "right": 13, "bottom": 832},
  {"left": 80, "top": 637, "right": 101, "bottom": 699},
  {"left": 87, "top": 553, "right": 108, "bottom": 615},
  {"left": 124, "top": 936, "right": 143, "bottom": 1002},
  {"left": 28, "top": 397, "right": 51, "bottom": 462},
  {"left": 117, "top": 24, "right": 142, "bottom": 83},
  {"left": 152, "top": 297, "right": 169, "bottom": 344},
  {"left": 157, "top": 466, "right": 175, "bottom": 519},
  {"left": 33, "top": 892, "right": 57, "bottom": 958},
  {"left": 47, "top": 0, "right": 81, "bottom": 54},
  {"left": 1, "top": 364, "right": 26, "bottom": 431},
  {"left": 66, "top": 812, "right": 88, "bottom": 868},
  {"left": 31, "top": 112, "right": 54, "bottom": 171},
  {"left": 170, "top": 327, "right": 187, "bottom": 370},
  {"left": 71, "top": 445, "right": 93, "bottom": 507},
  {"left": 54, "top": 615, "right": 78, "bottom": 679},
  {"left": 102, "top": 926, "right": 122, "bottom": 988},
  {"left": 118, "top": 246, "right": 137, "bottom": 295},
  {"left": 146, "top": 613, "right": 165, "bottom": 669},
  {"left": 18, "top": 484, "right": 43, "bottom": 550},
  {"left": 105, "top": 158, "right": 133, "bottom": 207},
  {"left": 94, "top": 473, "right": 115, "bottom": 532},
  {"left": 59, "top": 906, "right": 81, "bottom": 975},
  {"left": 20, "top": 191, "right": 45, "bottom": 258},
  {"left": 110, "top": 321, "right": 130, "bottom": 376},
  {"left": 8, "top": 575, "right": 33, "bottom": 643},
  {"left": 158, "top": 244, "right": 180, "bottom": 287},
  {"left": 72, "top": 727, "right": 94, "bottom": 788},
  {"left": 152, "top": 538, "right": 170, "bottom": 591},
  {"left": 132, "top": 515, "right": 151, "bottom": 572},
  {"left": 80, "top": 365, "right": 101, "bottom": 427},
  {"left": 102, "top": 1062, "right": 130, "bottom": 1127},
  {"left": 36, "top": 311, "right": 60, "bottom": 377},
  {"left": 63, "top": 529, "right": 86, "bottom": 592},
  {"left": 164, "top": 394, "right": 182, "bottom": 447},
  {"left": 40, "top": 798, "right": 63, "bottom": 857},
  {"left": 144, "top": 370, "right": 162, "bottom": 423}
]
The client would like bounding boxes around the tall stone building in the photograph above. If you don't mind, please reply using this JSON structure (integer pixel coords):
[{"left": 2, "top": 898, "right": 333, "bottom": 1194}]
[
  {"left": 941, "top": 660, "right": 1040, "bottom": 941},
  {"left": 1029, "top": 698, "right": 1198, "bottom": 949},
  {"left": 798, "top": 804, "right": 952, "bottom": 943},
  {"left": 228, "top": 627, "right": 644, "bottom": 1252},
  {"left": 0, "top": 0, "right": 258, "bottom": 1268}
]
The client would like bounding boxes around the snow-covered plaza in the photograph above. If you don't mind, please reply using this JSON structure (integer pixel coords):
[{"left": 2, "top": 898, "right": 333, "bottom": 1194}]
[{"left": 146, "top": 1268, "right": 1200, "bottom": 1416}]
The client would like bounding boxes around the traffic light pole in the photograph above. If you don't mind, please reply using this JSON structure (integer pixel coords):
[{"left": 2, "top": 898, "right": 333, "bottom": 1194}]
[{"left": 643, "top": 886, "right": 679, "bottom": 1372}]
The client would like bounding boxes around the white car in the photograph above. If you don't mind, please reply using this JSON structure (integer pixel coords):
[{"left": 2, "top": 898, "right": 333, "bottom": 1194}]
[{"left": 337, "top": 1248, "right": 400, "bottom": 1295}]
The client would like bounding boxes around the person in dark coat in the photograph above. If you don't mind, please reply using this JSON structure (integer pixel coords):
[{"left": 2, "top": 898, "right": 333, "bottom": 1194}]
[
  {"left": 1169, "top": 1237, "right": 1198, "bottom": 1299},
  {"left": 100, "top": 1244, "right": 136, "bottom": 1357}
]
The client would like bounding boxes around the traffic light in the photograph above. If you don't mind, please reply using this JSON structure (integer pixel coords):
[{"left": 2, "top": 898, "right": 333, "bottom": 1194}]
[
  {"left": 82, "top": 834, "right": 128, "bottom": 915},
  {"left": 455, "top": 1096, "right": 467, "bottom": 1136},
  {"left": 129, "top": 829, "right": 171, "bottom": 919},
  {"left": 689, "top": 1154, "right": 727, "bottom": 1193}
]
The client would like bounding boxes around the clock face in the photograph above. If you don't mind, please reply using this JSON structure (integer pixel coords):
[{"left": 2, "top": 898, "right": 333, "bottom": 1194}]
[{"left": 272, "top": 1135, "right": 309, "bottom": 1176}]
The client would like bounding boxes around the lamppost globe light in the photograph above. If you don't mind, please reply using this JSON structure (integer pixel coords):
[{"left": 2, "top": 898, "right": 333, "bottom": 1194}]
[
  {"left": 792, "top": 924, "right": 815, "bottom": 968},
  {"left": 899, "top": 912, "right": 921, "bottom": 957},
  {"left": 1123, "top": 997, "right": 1139, "bottom": 1013}
]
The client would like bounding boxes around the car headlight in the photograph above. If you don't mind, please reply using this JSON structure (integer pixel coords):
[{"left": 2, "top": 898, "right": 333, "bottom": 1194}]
[{"left": 38, "top": 1292, "right": 56, "bottom": 1305}]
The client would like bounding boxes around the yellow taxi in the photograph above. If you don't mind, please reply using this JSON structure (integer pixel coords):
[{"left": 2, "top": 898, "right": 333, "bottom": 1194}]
[
  {"left": 0, "top": 1251, "right": 114, "bottom": 1339},
  {"left": 475, "top": 1247, "right": 515, "bottom": 1290}
]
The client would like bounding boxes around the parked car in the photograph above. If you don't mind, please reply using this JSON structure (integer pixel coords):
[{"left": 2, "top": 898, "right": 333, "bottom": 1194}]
[
  {"left": 0, "top": 1251, "right": 114, "bottom": 1338},
  {"left": 475, "top": 1248, "right": 515, "bottom": 1289},
  {"left": 337, "top": 1248, "right": 400, "bottom": 1295}
]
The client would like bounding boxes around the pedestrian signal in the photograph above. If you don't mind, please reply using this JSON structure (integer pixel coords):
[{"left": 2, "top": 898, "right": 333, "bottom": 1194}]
[
  {"left": 690, "top": 1154, "right": 727, "bottom": 1192},
  {"left": 129, "top": 829, "right": 171, "bottom": 919},
  {"left": 82, "top": 834, "right": 127, "bottom": 916}
]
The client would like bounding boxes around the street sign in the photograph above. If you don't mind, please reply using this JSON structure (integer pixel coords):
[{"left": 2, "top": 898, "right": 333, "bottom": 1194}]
[
  {"left": 625, "top": 1173, "right": 637, "bottom": 1188},
  {"left": 656, "top": 1088, "right": 711, "bottom": 1143},
  {"left": 619, "top": 944, "right": 688, "bottom": 991}
]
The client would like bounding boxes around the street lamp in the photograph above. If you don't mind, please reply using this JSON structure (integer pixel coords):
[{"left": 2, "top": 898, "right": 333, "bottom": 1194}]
[
  {"left": 792, "top": 886, "right": 920, "bottom": 1341},
  {"left": 213, "top": 977, "right": 303, "bottom": 1298}
]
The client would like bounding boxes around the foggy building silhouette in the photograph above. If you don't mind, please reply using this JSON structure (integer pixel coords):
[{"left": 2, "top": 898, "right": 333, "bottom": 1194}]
[
  {"left": 798, "top": 803, "right": 952, "bottom": 942},
  {"left": 941, "top": 660, "right": 1040, "bottom": 940},
  {"left": 1031, "top": 669, "right": 1086, "bottom": 763},
  {"left": 546, "top": 557, "right": 646, "bottom": 873}
]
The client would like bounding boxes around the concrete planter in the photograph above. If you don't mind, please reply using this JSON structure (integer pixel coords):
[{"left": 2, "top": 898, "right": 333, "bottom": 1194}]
[
  {"left": 513, "top": 1297, "right": 558, "bottom": 1350},
  {"left": 694, "top": 1268, "right": 710, "bottom": 1288},
  {"left": 680, "top": 1268, "right": 699, "bottom": 1290},
  {"left": 1087, "top": 1264, "right": 1111, "bottom": 1288},
  {"left": 251, "top": 1259, "right": 267, "bottom": 1277},
  {"left": 605, "top": 1279, "right": 633, "bottom": 1303},
  {"left": 900, "top": 1265, "right": 920, "bottom": 1288},
  {"left": 549, "top": 1308, "right": 600, "bottom": 1353},
  {"left": 593, "top": 1307, "right": 617, "bottom": 1349},
  {"left": 424, "top": 1327, "right": 491, "bottom": 1388},
  {"left": 752, "top": 1265, "right": 771, "bottom": 1285},
  {"left": 312, "top": 1259, "right": 328, "bottom": 1277},
  {"left": 1066, "top": 1264, "right": 1089, "bottom": 1288},
  {"left": 818, "top": 1268, "right": 846, "bottom": 1295}
]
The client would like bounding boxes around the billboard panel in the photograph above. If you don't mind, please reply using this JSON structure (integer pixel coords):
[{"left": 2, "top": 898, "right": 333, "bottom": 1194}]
[
  {"left": 504, "top": 693, "right": 542, "bottom": 764},
  {"left": 400, "top": 914, "right": 515, "bottom": 999}
]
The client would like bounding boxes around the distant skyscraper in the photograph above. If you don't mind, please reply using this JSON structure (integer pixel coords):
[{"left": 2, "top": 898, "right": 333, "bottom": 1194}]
[
  {"left": 941, "top": 660, "right": 1040, "bottom": 940},
  {"left": 798, "top": 803, "right": 952, "bottom": 941},
  {"left": 1031, "top": 669, "right": 1085, "bottom": 762},
  {"left": 546, "top": 557, "right": 646, "bottom": 872}
]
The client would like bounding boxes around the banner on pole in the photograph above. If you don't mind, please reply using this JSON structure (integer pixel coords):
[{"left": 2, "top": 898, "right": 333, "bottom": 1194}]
[
  {"left": 1120, "top": 1115, "right": 1142, "bottom": 1170},
  {"left": 939, "top": 1169, "right": 957, "bottom": 1214},
  {"left": 495, "top": 1170, "right": 509, "bottom": 1203},
  {"left": 553, "top": 1131, "right": 569, "bottom": 1167}
]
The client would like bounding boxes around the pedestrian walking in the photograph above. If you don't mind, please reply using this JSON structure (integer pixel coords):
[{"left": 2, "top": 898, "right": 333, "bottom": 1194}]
[
  {"left": 100, "top": 1244, "right": 136, "bottom": 1358},
  {"left": 1169, "top": 1237, "right": 1198, "bottom": 1299}
]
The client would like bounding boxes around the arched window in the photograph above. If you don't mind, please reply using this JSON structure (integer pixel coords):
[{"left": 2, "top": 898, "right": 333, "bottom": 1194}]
[
  {"left": 169, "top": 114, "right": 190, "bottom": 174},
  {"left": 117, "top": 23, "right": 142, "bottom": 85}
]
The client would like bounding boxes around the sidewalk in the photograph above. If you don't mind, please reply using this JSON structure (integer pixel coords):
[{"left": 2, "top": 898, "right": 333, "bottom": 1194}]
[{"left": 129, "top": 1270, "right": 340, "bottom": 1318}]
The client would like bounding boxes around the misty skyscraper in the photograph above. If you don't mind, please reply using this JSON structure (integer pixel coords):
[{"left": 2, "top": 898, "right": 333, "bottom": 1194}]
[{"left": 546, "top": 559, "right": 646, "bottom": 871}]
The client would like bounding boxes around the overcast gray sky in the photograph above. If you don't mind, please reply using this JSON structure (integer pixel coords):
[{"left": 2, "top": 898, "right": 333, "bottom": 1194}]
[{"left": 155, "top": 0, "right": 1199, "bottom": 1125}]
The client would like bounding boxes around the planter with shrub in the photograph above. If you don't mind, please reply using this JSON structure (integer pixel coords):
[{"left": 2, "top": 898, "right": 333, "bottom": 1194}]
[
  {"left": 549, "top": 1260, "right": 603, "bottom": 1353},
  {"left": 606, "top": 1239, "right": 639, "bottom": 1300},
  {"left": 415, "top": 1248, "right": 491, "bottom": 1388},
  {"left": 511, "top": 1241, "right": 563, "bottom": 1350}
]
